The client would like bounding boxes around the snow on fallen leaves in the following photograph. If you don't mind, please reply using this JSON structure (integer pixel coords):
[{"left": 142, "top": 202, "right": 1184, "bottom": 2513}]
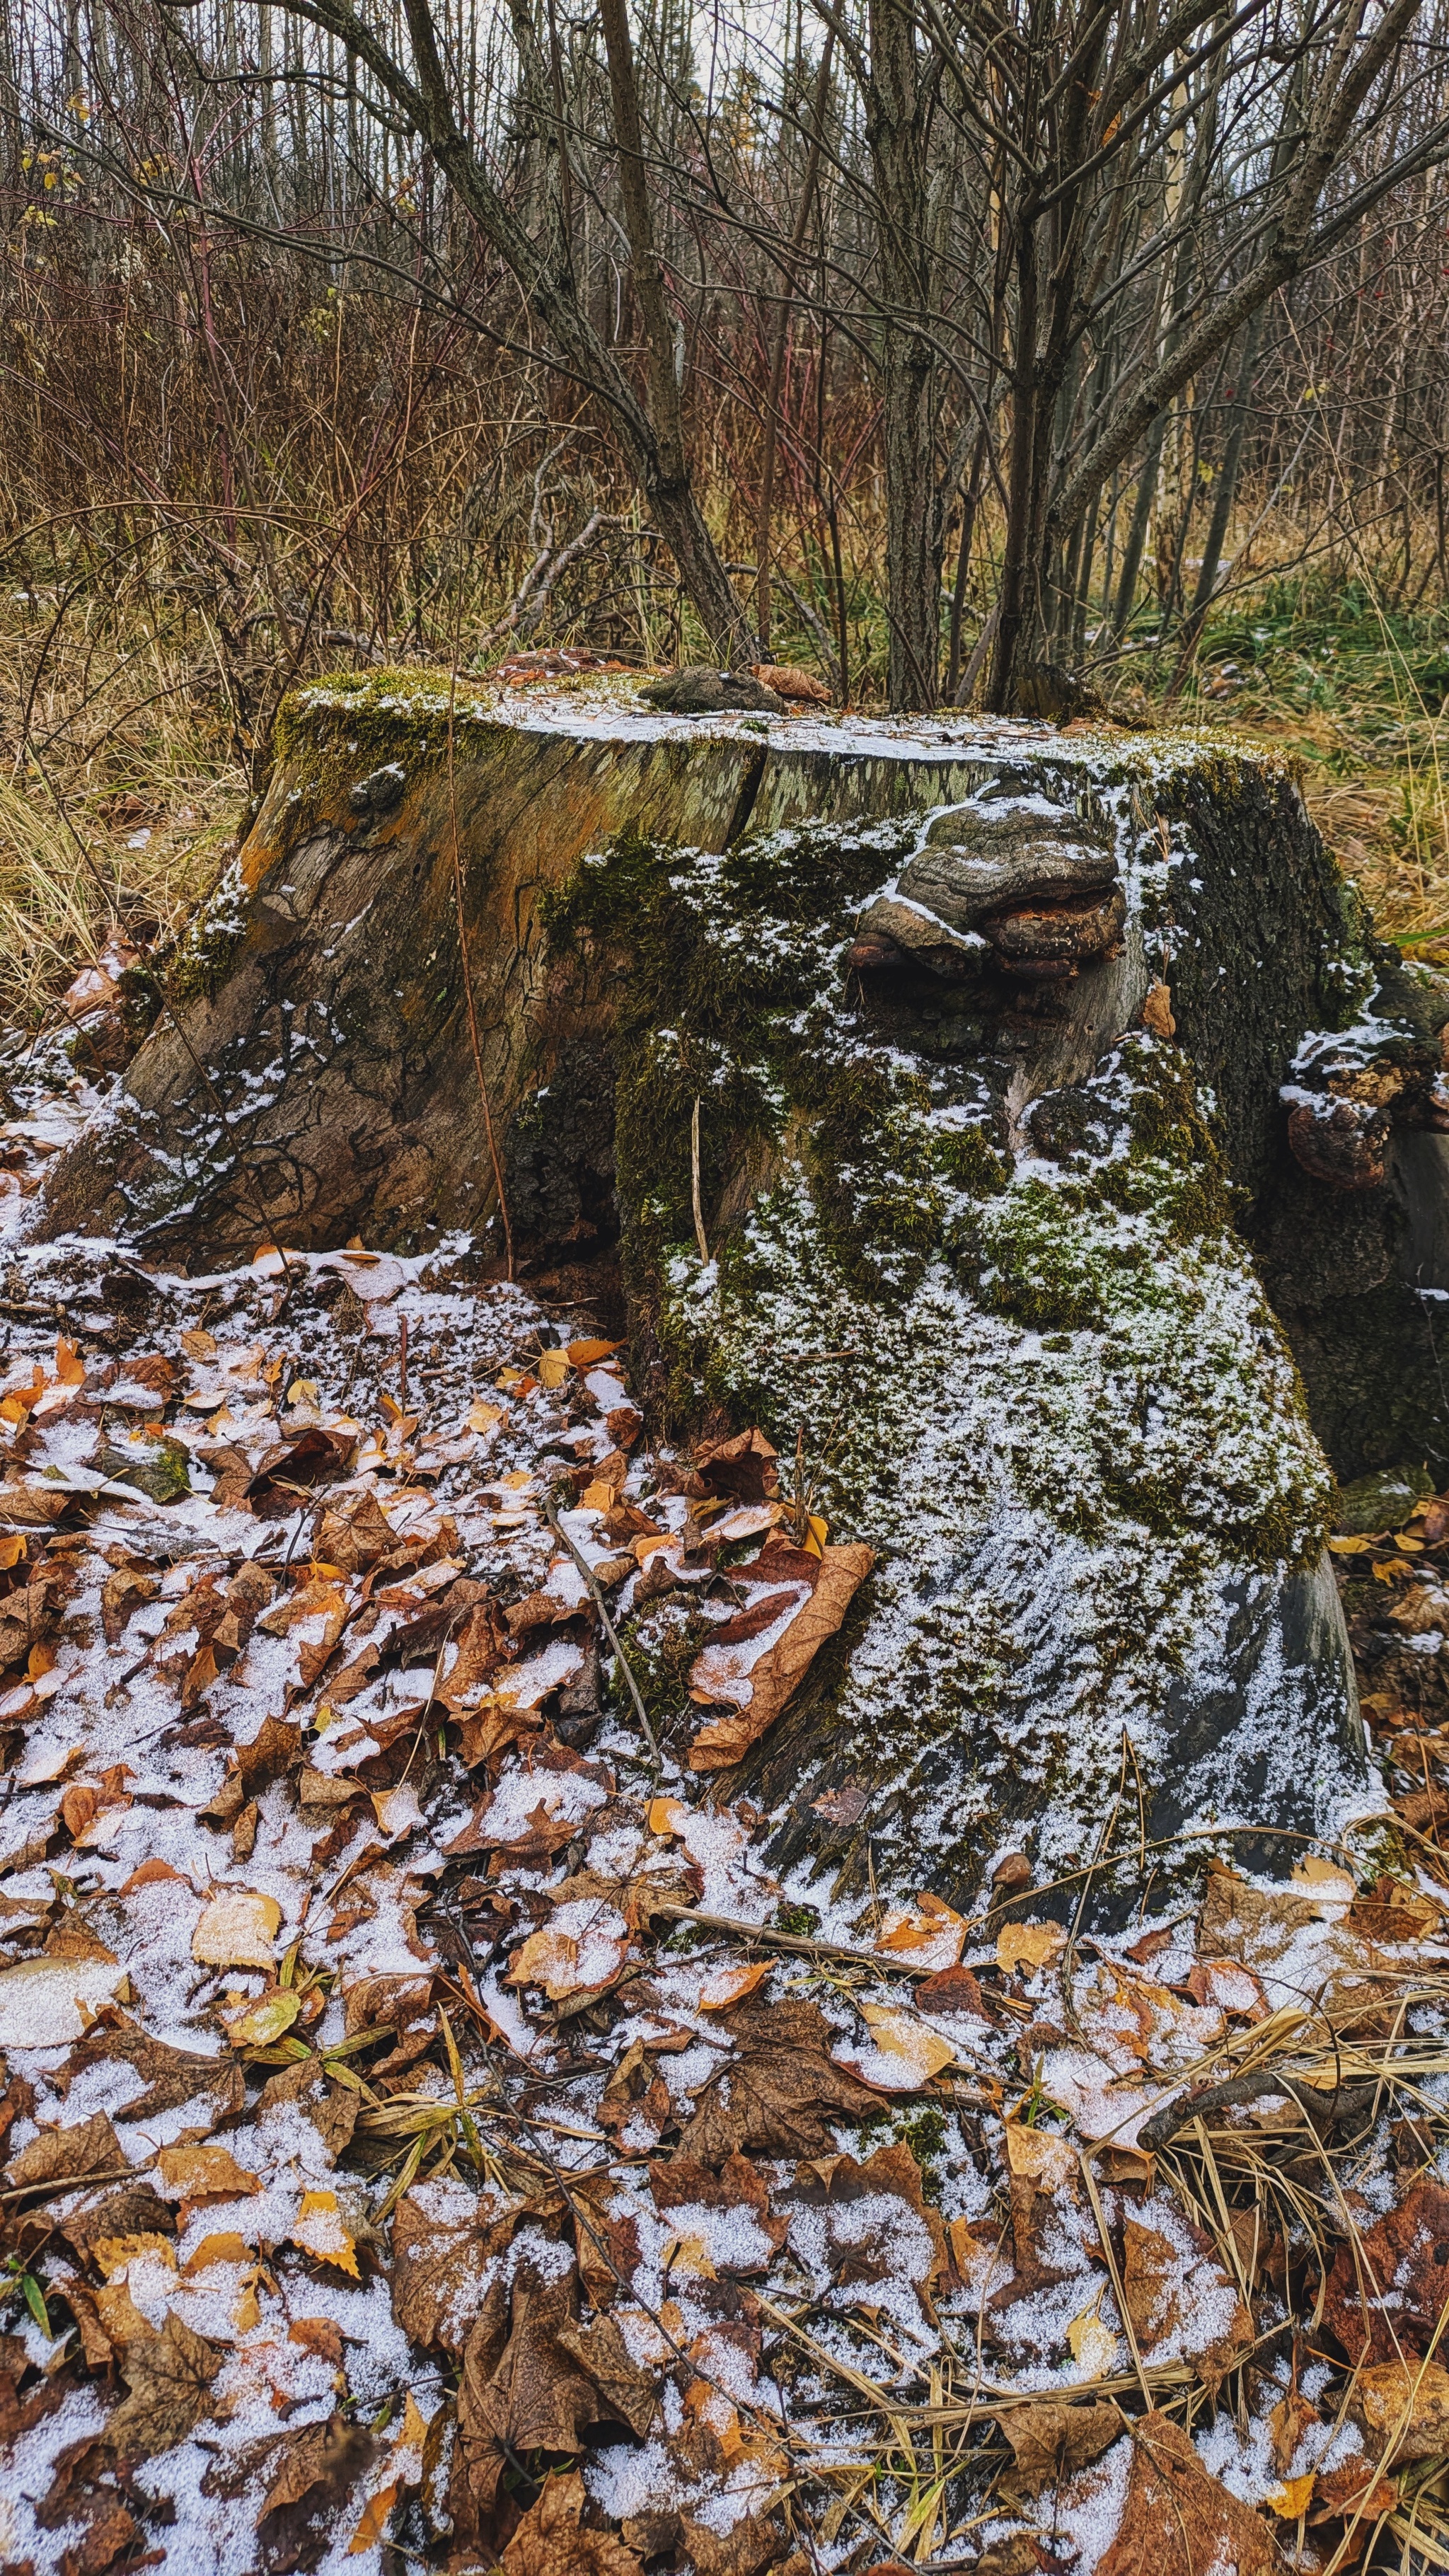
[{"left": 0, "top": 1232, "right": 1442, "bottom": 2571}]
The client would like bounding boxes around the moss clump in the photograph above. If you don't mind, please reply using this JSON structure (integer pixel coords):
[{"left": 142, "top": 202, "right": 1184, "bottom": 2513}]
[{"left": 158, "top": 854, "right": 249, "bottom": 1005}]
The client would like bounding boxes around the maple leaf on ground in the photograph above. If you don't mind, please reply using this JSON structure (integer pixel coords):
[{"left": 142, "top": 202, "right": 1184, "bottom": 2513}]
[
  {"left": 1351, "top": 2358, "right": 1449, "bottom": 2464},
  {"left": 1323, "top": 2176, "right": 1449, "bottom": 2362},
  {"left": 104, "top": 2309, "right": 224, "bottom": 2457},
  {"left": 787, "top": 2140, "right": 947, "bottom": 2321},
  {"left": 675, "top": 1994, "right": 877, "bottom": 2161},
  {"left": 649, "top": 2151, "right": 789, "bottom": 2274},
  {"left": 36, "top": 2435, "right": 142, "bottom": 2576},
  {"left": 391, "top": 2185, "right": 527, "bottom": 2352},
  {"left": 500, "top": 2471, "right": 642, "bottom": 2575},
  {"left": 1120, "top": 2207, "right": 1253, "bottom": 2389},
  {"left": 1096, "top": 2413, "right": 1277, "bottom": 2576},
  {"left": 449, "top": 2239, "right": 654, "bottom": 2543}
]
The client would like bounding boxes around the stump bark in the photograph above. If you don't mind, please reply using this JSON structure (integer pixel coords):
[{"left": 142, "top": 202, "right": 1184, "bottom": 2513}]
[{"left": 37, "top": 667, "right": 1445, "bottom": 1907}]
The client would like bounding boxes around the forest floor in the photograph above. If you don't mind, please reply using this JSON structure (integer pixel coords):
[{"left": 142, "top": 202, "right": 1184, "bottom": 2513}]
[
  {"left": 0, "top": 1049, "right": 1444, "bottom": 2576},
  {"left": 1, "top": 579, "right": 1449, "bottom": 2573}
]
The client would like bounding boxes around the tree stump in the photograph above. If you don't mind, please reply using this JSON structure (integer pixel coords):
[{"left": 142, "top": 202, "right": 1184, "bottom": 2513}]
[{"left": 37, "top": 669, "right": 1444, "bottom": 1906}]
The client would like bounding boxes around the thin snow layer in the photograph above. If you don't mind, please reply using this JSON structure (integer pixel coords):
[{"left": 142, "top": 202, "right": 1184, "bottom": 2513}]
[{"left": 611, "top": 772, "right": 1378, "bottom": 1896}]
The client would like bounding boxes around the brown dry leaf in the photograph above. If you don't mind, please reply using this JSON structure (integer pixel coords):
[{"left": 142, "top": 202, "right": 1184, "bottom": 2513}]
[
  {"left": 1003, "top": 2400, "right": 1124, "bottom": 2493},
  {"left": 101, "top": 1565, "right": 159, "bottom": 1644},
  {"left": 1350, "top": 2359, "right": 1449, "bottom": 2464},
  {"left": 688, "top": 1540, "right": 873, "bottom": 1768},
  {"left": 61, "top": 2026, "right": 246, "bottom": 2127},
  {"left": 500, "top": 2470, "right": 642, "bottom": 2575},
  {"left": 258, "top": 2412, "right": 376, "bottom": 2575},
  {"left": 60, "top": 1765, "right": 135, "bottom": 1848},
  {"left": 1121, "top": 2212, "right": 1252, "bottom": 2386},
  {"left": 751, "top": 660, "right": 832, "bottom": 704},
  {"left": 997, "top": 1922, "right": 1067, "bottom": 1976},
  {"left": 104, "top": 2310, "right": 224, "bottom": 2459},
  {"left": 650, "top": 2152, "right": 789, "bottom": 2272},
  {"left": 1003, "top": 2120, "right": 1076, "bottom": 2190},
  {"left": 6, "top": 2108, "right": 125, "bottom": 2190},
  {"left": 876, "top": 1890, "right": 966, "bottom": 1971},
  {"left": 1097, "top": 2412, "right": 1276, "bottom": 2576},
  {"left": 676, "top": 1994, "right": 877, "bottom": 2160},
  {"left": 191, "top": 1885, "right": 282, "bottom": 1968},
  {"left": 391, "top": 2186, "right": 525, "bottom": 2355},
  {"left": 450, "top": 2243, "right": 653, "bottom": 2539},
  {"left": 1323, "top": 2176, "right": 1449, "bottom": 2362},
  {"left": 835, "top": 2002, "right": 957, "bottom": 2091},
  {"left": 345, "top": 2393, "right": 428, "bottom": 2555},
  {"left": 156, "top": 2144, "right": 259, "bottom": 2212},
  {"left": 787, "top": 2141, "right": 947, "bottom": 2323},
  {"left": 647, "top": 1795, "right": 689, "bottom": 1838},
  {"left": 697, "top": 1960, "right": 770, "bottom": 2010}
]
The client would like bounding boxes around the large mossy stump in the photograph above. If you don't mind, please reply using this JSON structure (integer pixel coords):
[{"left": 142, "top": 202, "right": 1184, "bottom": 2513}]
[{"left": 39, "top": 669, "right": 1449, "bottom": 1907}]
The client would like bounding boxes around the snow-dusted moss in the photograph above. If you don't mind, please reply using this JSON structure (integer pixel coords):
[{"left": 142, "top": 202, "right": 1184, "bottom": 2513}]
[{"left": 550, "top": 777, "right": 1374, "bottom": 1914}]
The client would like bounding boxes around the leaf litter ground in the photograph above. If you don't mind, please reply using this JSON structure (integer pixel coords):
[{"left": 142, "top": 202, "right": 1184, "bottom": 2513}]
[{"left": 0, "top": 1099, "right": 1448, "bottom": 2573}]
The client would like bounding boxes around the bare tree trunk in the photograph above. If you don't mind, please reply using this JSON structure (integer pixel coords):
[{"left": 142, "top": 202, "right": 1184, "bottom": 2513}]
[{"left": 864, "top": 0, "right": 940, "bottom": 709}]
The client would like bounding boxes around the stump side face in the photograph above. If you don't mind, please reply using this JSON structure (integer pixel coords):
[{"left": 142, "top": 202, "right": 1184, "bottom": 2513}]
[{"left": 544, "top": 775, "right": 1377, "bottom": 1908}]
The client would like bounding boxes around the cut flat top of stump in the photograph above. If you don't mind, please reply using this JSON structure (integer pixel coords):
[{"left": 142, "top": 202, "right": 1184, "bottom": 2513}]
[{"left": 283, "top": 666, "right": 1291, "bottom": 780}]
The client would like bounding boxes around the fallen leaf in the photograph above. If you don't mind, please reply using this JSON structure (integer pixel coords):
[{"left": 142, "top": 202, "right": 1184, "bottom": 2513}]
[
  {"left": 156, "top": 2144, "right": 259, "bottom": 2211},
  {"left": 60, "top": 2026, "right": 244, "bottom": 2126},
  {"left": 258, "top": 2412, "right": 376, "bottom": 2575},
  {"left": 347, "top": 2393, "right": 429, "bottom": 2553},
  {"left": 688, "top": 1539, "right": 873, "bottom": 1767},
  {"left": 391, "top": 2186, "right": 526, "bottom": 2355},
  {"left": 183, "top": 2234, "right": 251, "bottom": 2275},
  {"left": 1121, "top": 2208, "right": 1252, "bottom": 2385},
  {"left": 104, "top": 2310, "right": 224, "bottom": 2458},
  {"left": 1003, "top": 2400, "right": 1124, "bottom": 2493},
  {"left": 6, "top": 2109, "right": 125, "bottom": 2190},
  {"left": 221, "top": 1988, "right": 302, "bottom": 2047},
  {"left": 449, "top": 2244, "right": 655, "bottom": 2539},
  {"left": 997, "top": 1922, "right": 1068, "bottom": 1976},
  {"left": 1096, "top": 2412, "right": 1276, "bottom": 2576},
  {"left": 536, "top": 1349, "right": 572, "bottom": 1390},
  {"left": 1350, "top": 2358, "right": 1449, "bottom": 2464},
  {"left": 500, "top": 2469, "right": 642, "bottom": 2575},
  {"left": 647, "top": 1795, "right": 690, "bottom": 1837},
  {"left": 1266, "top": 2472, "right": 1316, "bottom": 2517},
  {"left": 191, "top": 1885, "right": 282, "bottom": 1969},
  {"left": 676, "top": 1995, "right": 877, "bottom": 2160},
  {"left": 876, "top": 1890, "right": 967, "bottom": 1972},
  {"left": 1323, "top": 2177, "right": 1449, "bottom": 2362},
  {"left": 834, "top": 2002, "right": 956, "bottom": 2091},
  {"left": 507, "top": 1902, "right": 631, "bottom": 2003},
  {"left": 1066, "top": 2305, "right": 1119, "bottom": 2378},
  {"left": 292, "top": 2188, "right": 361, "bottom": 2277},
  {"left": 0, "top": 1955, "right": 128, "bottom": 2045},
  {"left": 1003, "top": 2120, "right": 1077, "bottom": 2190},
  {"left": 697, "top": 1960, "right": 770, "bottom": 2010}
]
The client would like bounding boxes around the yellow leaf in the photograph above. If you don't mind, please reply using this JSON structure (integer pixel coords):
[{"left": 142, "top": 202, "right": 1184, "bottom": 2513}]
[
  {"left": 849, "top": 2002, "right": 956, "bottom": 2088},
  {"left": 649, "top": 1796, "right": 689, "bottom": 1838},
  {"left": 287, "top": 1378, "right": 320, "bottom": 1406},
  {"left": 581, "top": 1479, "right": 616, "bottom": 1510},
  {"left": 467, "top": 1400, "right": 502, "bottom": 1435},
  {"left": 500, "top": 1469, "right": 531, "bottom": 1490},
  {"left": 1266, "top": 2473, "right": 1315, "bottom": 2518},
  {"left": 181, "top": 2233, "right": 251, "bottom": 2274},
  {"left": 54, "top": 1336, "right": 85, "bottom": 1385},
  {"left": 92, "top": 2234, "right": 177, "bottom": 2280},
  {"left": 801, "top": 1513, "right": 829, "bottom": 1558},
  {"left": 192, "top": 1886, "right": 282, "bottom": 1969},
  {"left": 0, "top": 1535, "right": 24, "bottom": 1571},
  {"left": 1374, "top": 1557, "right": 1414, "bottom": 1582},
  {"left": 251, "top": 1243, "right": 287, "bottom": 1276},
  {"left": 666, "top": 2230, "right": 716, "bottom": 2280},
  {"left": 567, "top": 1337, "right": 625, "bottom": 1365},
  {"left": 1067, "top": 2304, "right": 1118, "bottom": 2379},
  {"left": 158, "top": 2144, "right": 260, "bottom": 2203},
  {"left": 1327, "top": 1534, "right": 1370, "bottom": 1554},
  {"left": 292, "top": 2188, "right": 361, "bottom": 2277},
  {"left": 180, "top": 1328, "right": 218, "bottom": 1361},
  {"left": 537, "top": 1348, "right": 571, "bottom": 1390},
  {"left": 1003, "top": 2120, "right": 1077, "bottom": 2189},
  {"left": 997, "top": 1922, "right": 1068, "bottom": 1977}
]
